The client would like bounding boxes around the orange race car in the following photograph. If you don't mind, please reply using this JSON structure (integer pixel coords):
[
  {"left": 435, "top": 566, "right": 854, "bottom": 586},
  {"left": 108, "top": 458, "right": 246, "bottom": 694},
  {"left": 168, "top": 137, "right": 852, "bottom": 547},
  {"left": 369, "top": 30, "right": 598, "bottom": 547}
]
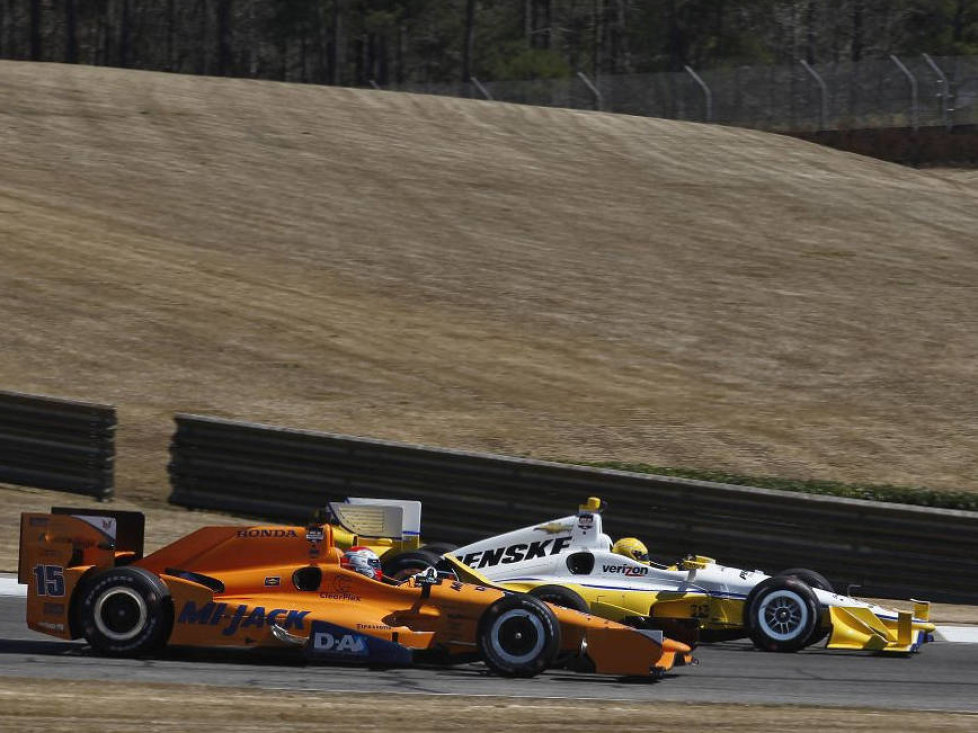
[{"left": 18, "top": 507, "right": 694, "bottom": 679}]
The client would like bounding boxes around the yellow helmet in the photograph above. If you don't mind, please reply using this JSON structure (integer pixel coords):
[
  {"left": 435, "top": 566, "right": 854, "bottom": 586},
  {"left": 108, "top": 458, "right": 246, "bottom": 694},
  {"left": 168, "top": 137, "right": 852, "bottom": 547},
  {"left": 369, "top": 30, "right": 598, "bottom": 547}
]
[{"left": 612, "top": 537, "right": 650, "bottom": 564}]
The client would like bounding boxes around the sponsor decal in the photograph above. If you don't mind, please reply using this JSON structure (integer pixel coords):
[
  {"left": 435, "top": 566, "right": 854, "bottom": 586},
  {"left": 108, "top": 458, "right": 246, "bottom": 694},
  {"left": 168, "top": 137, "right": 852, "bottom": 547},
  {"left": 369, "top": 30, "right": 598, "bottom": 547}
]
[
  {"left": 304, "top": 621, "right": 413, "bottom": 665},
  {"left": 32, "top": 565, "right": 65, "bottom": 597},
  {"left": 42, "top": 603, "right": 65, "bottom": 615},
  {"left": 236, "top": 529, "right": 298, "bottom": 539},
  {"left": 601, "top": 563, "right": 650, "bottom": 576},
  {"left": 37, "top": 621, "right": 65, "bottom": 632},
  {"left": 264, "top": 576, "right": 281, "bottom": 587},
  {"left": 313, "top": 631, "right": 368, "bottom": 655},
  {"left": 29, "top": 517, "right": 49, "bottom": 527},
  {"left": 306, "top": 527, "right": 324, "bottom": 558},
  {"left": 176, "top": 601, "right": 309, "bottom": 636},
  {"left": 577, "top": 514, "right": 595, "bottom": 530},
  {"left": 534, "top": 522, "right": 573, "bottom": 534},
  {"left": 458, "top": 536, "right": 572, "bottom": 569},
  {"left": 319, "top": 575, "right": 361, "bottom": 602},
  {"left": 355, "top": 623, "right": 391, "bottom": 631}
]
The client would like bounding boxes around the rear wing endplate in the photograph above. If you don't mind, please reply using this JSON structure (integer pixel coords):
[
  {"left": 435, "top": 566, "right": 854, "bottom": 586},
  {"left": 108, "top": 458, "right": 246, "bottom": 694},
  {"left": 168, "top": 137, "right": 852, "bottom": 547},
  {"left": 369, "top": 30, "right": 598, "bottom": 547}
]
[{"left": 326, "top": 498, "right": 421, "bottom": 540}]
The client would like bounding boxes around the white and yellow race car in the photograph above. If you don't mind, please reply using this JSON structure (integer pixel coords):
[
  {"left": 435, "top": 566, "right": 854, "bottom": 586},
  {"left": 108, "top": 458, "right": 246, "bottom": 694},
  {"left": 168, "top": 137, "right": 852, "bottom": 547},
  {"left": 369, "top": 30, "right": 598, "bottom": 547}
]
[{"left": 445, "top": 498, "right": 935, "bottom": 654}]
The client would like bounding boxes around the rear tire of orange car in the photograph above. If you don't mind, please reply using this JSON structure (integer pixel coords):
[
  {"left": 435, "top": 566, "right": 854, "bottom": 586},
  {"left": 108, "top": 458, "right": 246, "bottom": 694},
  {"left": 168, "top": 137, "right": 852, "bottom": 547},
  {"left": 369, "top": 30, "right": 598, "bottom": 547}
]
[
  {"left": 477, "top": 595, "right": 561, "bottom": 677},
  {"left": 79, "top": 567, "right": 173, "bottom": 657},
  {"left": 744, "top": 576, "right": 820, "bottom": 653}
]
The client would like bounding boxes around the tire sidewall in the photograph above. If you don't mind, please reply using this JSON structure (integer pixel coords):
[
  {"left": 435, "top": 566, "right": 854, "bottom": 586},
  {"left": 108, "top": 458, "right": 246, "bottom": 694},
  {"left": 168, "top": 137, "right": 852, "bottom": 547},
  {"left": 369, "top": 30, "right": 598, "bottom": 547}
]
[
  {"left": 79, "top": 567, "right": 172, "bottom": 656},
  {"left": 381, "top": 549, "right": 444, "bottom": 582},
  {"left": 777, "top": 567, "right": 834, "bottom": 593},
  {"left": 528, "top": 584, "right": 589, "bottom": 614},
  {"left": 744, "top": 576, "right": 820, "bottom": 652},
  {"left": 775, "top": 568, "right": 833, "bottom": 647},
  {"left": 477, "top": 595, "right": 561, "bottom": 677}
]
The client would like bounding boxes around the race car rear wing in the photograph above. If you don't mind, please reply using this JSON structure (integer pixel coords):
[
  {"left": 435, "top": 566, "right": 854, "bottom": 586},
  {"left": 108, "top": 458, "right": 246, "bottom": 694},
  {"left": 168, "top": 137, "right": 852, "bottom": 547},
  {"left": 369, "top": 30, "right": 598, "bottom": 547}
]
[
  {"left": 325, "top": 498, "right": 421, "bottom": 541},
  {"left": 18, "top": 508, "right": 146, "bottom": 584}
]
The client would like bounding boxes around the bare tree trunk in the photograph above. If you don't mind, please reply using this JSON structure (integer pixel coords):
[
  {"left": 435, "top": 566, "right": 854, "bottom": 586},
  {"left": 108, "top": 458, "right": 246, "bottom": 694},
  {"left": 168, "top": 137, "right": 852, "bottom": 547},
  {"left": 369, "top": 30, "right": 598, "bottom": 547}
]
[
  {"left": 65, "top": 0, "right": 78, "bottom": 62},
  {"left": 462, "top": 0, "right": 475, "bottom": 81},
  {"left": 198, "top": 0, "right": 208, "bottom": 75},
  {"left": 216, "top": 0, "right": 231, "bottom": 75},
  {"left": 331, "top": 0, "right": 346, "bottom": 85},
  {"left": 851, "top": 0, "right": 863, "bottom": 62},
  {"left": 118, "top": 0, "right": 130, "bottom": 67},
  {"left": 805, "top": 0, "right": 816, "bottom": 63},
  {"left": 592, "top": 0, "right": 601, "bottom": 77},
  {"left": 614, "top": 0, "right": 630, "bottom": 72},
  {"left": 248, "top": 0, "right": 258, "bottom": 76},
  {"left": 29, "top": 0, "right": 41, "bottom": 60},
  {"left": 98, "top": 0, "right": 111, "bottom": 66},
  {"left": 165, "top": 0, "right": 175, "bottom": 70},
  {"left": 953, "top": 0, "right": 967, "bottom": 42}
]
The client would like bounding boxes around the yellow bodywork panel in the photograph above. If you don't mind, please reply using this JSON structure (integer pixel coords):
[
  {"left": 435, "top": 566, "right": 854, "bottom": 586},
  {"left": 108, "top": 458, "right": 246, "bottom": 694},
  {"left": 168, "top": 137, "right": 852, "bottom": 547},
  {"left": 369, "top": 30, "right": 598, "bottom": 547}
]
[{"left": 827, "top": 606, "right": 934, "bottom": 653}]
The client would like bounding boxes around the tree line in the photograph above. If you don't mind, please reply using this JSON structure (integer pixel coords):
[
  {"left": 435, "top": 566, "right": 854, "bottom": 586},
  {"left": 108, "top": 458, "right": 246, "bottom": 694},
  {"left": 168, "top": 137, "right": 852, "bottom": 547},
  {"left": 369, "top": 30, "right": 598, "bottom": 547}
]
[{"left": 0, "top": 1, "right": 976, "bottom": 87}]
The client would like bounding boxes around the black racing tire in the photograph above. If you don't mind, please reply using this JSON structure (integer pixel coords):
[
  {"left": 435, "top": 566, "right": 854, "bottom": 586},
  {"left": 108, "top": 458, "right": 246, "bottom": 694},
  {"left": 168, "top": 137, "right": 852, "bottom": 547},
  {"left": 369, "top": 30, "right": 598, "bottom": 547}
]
[
  {"left": 776, "top": 568, "right": 833, "bottom": 647},
  {"left": 477, "top": 594, "right": 561, "bottom": 678},
  {"left": 79, "top": 567, "right": 172, "bottom": 657},
  {"left": 421, "top": 542, "right": 457, "bottom": 555},
  {"left": 743, "top": 576, "right": 820, "bottom": 653},
  {"left": 528, "top": 585, "right": 590, "bottom": 614},
  {"left": 778, "top": 568, "right": 834, "bottom": 593},
  {"left": 381, "top": 549, "right": 443, "bottom": 582}
]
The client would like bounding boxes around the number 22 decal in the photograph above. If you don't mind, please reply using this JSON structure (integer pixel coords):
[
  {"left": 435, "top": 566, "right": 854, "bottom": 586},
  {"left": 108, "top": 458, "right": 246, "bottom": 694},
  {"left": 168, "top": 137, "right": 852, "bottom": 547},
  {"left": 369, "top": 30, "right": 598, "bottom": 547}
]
[{"left": 32, "top": 565, "right": 65, "bottom": 597}]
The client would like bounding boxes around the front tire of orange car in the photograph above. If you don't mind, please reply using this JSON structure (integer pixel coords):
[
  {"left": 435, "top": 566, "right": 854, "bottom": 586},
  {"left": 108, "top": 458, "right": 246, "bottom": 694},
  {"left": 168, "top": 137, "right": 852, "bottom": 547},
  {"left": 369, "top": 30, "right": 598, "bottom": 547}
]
[
  {"left": 79, "top": 567, "right": 172, "bottom": 657},
  {"left": 477, "top": 595, "right": 561, "bottom": 678}
]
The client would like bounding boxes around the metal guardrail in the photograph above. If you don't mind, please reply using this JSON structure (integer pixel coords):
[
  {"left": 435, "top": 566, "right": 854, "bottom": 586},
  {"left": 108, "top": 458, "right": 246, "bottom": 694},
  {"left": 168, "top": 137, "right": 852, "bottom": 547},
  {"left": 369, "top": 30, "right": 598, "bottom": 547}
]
[
  {"left": 0, "top": 390, "right": 116, "bottom": 499},
  {"left": 168, "top": 414, "right": 978, "bottom": 603}
]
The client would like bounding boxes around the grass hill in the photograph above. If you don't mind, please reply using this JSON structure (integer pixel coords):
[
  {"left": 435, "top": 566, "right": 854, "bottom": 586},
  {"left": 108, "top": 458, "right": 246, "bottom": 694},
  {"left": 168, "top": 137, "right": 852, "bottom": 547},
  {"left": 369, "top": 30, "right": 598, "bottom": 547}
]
[{"left": 2, "top": 60, "right": 977, "bottom": 503}]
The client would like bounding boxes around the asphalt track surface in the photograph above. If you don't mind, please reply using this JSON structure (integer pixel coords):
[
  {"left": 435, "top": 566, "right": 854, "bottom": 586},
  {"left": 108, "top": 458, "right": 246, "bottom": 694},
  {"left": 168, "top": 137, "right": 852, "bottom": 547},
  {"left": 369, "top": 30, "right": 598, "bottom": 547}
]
[{"left": 2, "top": 598, "right": 977, "bottom": 712}]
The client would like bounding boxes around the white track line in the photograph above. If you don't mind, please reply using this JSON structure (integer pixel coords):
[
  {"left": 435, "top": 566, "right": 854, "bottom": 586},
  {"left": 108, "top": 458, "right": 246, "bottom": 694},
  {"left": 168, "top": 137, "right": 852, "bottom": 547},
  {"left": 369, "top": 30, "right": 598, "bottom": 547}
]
[
  {"left": 0, "top": 574, "right": 25, "bottom": 598},
  {"left": 934, "top": 625, "right": 978, "bottom": 644}
]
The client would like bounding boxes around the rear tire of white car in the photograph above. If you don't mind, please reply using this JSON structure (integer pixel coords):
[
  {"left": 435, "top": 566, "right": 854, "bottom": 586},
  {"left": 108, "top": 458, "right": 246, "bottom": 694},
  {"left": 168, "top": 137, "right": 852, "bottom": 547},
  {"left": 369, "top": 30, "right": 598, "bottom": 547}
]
[
  {"left": 381, "top": 549, "right": 443, "bottom": 582},
  {"left": 744, "top": 576, "right": 820, "bottom": 653},
  {"left": 477, "top": 595, "right": 561, "bottom": 677},
  {"left": 528, "top": 585, "right": 590, "bottom": 614}
]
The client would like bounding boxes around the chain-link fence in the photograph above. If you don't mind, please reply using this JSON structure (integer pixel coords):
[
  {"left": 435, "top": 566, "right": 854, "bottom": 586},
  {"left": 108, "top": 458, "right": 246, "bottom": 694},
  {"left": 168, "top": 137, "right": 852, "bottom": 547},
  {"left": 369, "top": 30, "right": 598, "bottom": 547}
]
[{"left": 393, "top": 55, "right": 978, "bottom": 132}]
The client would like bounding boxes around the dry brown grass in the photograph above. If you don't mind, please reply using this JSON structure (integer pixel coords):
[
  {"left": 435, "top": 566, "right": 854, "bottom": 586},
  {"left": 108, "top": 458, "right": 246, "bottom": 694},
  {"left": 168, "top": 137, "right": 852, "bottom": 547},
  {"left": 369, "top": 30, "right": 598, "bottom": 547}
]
[
  {"left": 2, "top": 677, "right": 977, "bottom": 733},
  {"left": 2, "top": 60, "right": 978, "bottom": 506}
]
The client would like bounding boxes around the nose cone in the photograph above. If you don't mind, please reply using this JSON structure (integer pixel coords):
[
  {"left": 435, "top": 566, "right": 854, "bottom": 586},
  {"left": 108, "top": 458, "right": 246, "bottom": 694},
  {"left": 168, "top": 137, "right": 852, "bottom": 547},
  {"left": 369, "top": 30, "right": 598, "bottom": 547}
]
[{"left": 662, "top": 637, "right": 692, "bottom": 655}]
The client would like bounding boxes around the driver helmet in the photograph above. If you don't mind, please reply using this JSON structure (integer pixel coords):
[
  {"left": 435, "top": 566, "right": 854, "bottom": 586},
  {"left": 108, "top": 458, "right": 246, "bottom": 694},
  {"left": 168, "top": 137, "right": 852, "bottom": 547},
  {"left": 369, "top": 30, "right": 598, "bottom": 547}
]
[
  {"left": 341, "top": 546, "right": 382, "bottom": 580},
  {"left": 612, "top": 537, "right": 650, "bottom": 565}
]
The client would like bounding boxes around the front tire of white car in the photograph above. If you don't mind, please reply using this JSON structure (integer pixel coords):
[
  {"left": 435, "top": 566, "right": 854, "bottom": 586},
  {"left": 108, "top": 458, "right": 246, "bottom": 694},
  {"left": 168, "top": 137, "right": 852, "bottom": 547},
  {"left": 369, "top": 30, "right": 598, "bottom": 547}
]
[{"left": 744, "top": 576, "right": 820, "bottom": 653}]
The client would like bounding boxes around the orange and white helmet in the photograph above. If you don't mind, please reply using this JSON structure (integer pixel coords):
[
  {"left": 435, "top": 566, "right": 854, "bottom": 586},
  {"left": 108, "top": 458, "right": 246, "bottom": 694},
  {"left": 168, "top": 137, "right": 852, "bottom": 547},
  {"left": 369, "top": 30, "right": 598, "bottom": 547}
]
[{"left": 341, "top": 546, "right": 382, "bottom": 580}]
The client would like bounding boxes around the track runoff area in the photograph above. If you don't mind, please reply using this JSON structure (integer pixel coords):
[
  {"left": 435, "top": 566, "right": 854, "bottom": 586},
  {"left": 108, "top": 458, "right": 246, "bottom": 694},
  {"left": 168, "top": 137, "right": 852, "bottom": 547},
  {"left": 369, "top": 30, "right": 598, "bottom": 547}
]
[{"left": 2, "top": 576, "right": 978, "bottom": 712}]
